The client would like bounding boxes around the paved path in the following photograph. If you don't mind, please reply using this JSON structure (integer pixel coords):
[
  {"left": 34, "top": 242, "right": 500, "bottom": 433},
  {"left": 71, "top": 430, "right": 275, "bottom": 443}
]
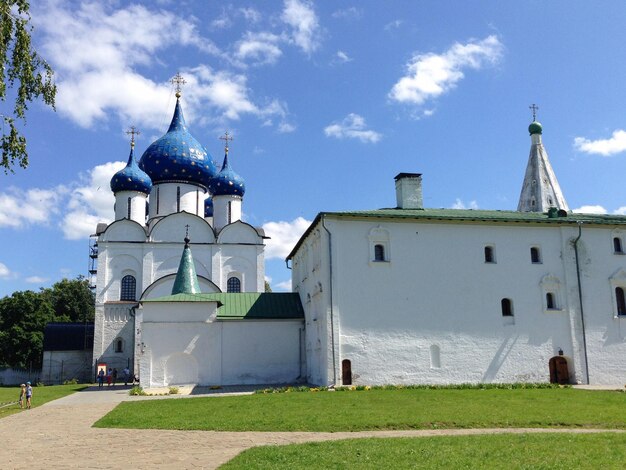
[{"left": 1, "top": 386, "right": 624, "bottom": 470}]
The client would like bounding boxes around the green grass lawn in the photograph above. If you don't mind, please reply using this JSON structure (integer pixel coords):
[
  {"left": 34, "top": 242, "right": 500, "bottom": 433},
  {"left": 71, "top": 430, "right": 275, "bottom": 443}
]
[
  {"left": 94, "top": 388, "right": 626, "bottom": 432},
  {"left": 0, "top": 384, "right": 87, "bottom": 419},
  {"left": 220, "top": 433, "right": 626, "bottom": 469}
]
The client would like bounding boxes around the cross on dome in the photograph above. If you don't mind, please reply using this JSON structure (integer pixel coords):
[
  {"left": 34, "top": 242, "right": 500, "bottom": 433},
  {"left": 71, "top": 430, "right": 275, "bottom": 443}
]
[
  {"left": 126, "top": 126, "right": 140, "bottom": 148},
  {"left": 171, "top": 73, "right": 186, "bottom": 98},
  {"left": 220, "top": 131, "right": 233, "bottom": 155},
  {"left": 529, "top": 103, "right": 539, "bottom": 121}
]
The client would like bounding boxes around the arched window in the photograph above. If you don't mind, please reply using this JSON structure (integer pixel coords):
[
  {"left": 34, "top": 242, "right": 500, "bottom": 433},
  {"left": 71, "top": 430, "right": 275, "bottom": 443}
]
[
  {"left": 546, "top": 292, "right": 555, "bottom": 310},
  {"left": 374, "top": 244, "right": 385, "bottom": 261},
  {"left": 176, "top": 186, "right": 181, "bottom": 212},
  {"left": 156, "top": 186, "right": 160, "bottom": 214},
  {"left": 530, "top": 247, "right": 541, "bottom": 263},
  {"left": 127, "top": 197, "right": 131, "bottom": 219},
  {"left": 501, "top": 298, "right": 513, "bottom": 317},
  {"left": 114, "top": 338, "right": 123, "bottom": 353},
  {"left": 614, "top": 237, "right": 623, "bottom": 253},
  {"left": 120, "top": 275, "right": 136, "bottom": 301},
  {"left": 228, "top": 201, "right": 232, "bottom": 224},
  {"left": 616, "top": 287, "right": 626, "bottom": 316},
  {"left": 484, "top": 246, "right": 494, "bottom": 263},
  {"left": 227, "top": 276, "right": 241, "bottom": 293}
]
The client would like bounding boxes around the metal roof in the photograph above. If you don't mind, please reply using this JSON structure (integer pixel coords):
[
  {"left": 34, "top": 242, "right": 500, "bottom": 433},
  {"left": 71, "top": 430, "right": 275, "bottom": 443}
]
[{"left": 142, "top": 292, "right": 304, "bottom": 320}]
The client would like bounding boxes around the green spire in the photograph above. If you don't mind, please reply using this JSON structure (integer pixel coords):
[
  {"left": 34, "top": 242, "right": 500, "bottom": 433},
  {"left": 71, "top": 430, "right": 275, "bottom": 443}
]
[{"left": 171, "top": 235, "right": 201, "bottom": 295}]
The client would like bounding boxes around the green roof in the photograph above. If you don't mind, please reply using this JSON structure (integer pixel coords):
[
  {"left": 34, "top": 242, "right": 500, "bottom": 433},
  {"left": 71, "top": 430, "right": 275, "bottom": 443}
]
[
  {"left": 287, "top": 208, "right": 626, "bottom": 260},
  {"left": 142, "top": 292, "right": 304, "bottom": 320}
]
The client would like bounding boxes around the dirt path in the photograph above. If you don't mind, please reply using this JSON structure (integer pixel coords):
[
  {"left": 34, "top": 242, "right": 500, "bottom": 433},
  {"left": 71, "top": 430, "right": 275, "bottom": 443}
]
[{"left": 0, "top": 388, "right": 623, "bottom": 470}]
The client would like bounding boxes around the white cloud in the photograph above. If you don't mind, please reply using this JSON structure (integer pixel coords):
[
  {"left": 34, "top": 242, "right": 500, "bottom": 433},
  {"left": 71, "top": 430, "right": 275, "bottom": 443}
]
[
  {"left": 234, "top": 32, "right": 283, "bottom": 66},
  {"left": 0, "top": 262, "right": 14, "bottom": 279},
  {"left": 389, "top": 35, "right": 503, "bottom": 107},
  {"left": 25, "top": 276, "right": 50, "bottom": 284},
  {"left": 262, "top": 217, "right": 312, "bottom": 260},
  {"left": 0, "top": 187, "right": 65, "bottom": 228},
  {"left": 211, "top": 10, "right": 232, "bottom": 29},
  {"left": 278, "top": 122, "right": 296, "bottom": 133},
  {"left": 573, "top": 130, "right": 626, "bottom": 156},
  {"left": 240, "top": 7, "right": 262, "bottom": 23},
  {"left": 451, "top": 199, "right": 479, "bottom": 210},
  {"left": 572, "top": 205, "right": 607, "bottom": 214},
  {"left": 332, "top": 7, "right": 362, "bottom": 20},
  {"left": 61, "top": 161, "right": 123, "bottom": 240},
  {"left": 614, "top": 207, "right": 626, "bottom": 215},
  {"left": 275, "top": 280, "right": 293, "bottom": 292},
  {"left": 324, "top": 114, "right": 382, "bottom": 143},
  {"left": 384, "top": 20, "right": 403, "bottom": 30},
  {"left": 336, "top": 50, "right": 352, "bottom": 63},
  {"left": 281, "top": 0, "right": 321, "bottom": 54}
]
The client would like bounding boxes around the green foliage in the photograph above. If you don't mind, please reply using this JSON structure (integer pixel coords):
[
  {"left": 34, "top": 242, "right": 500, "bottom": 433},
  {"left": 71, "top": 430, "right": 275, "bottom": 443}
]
[
  {"left": 63, "top": 378, "right": 78, "bottom": 385},
  {"left": 95, "top": 388, "right": 626, "bottom": 432},
  {"left": 264, "top": 281, "right": 272, "bottom": 293},
  {"left": 222, "top": 433, "right": 626, "bottom": 469},
  {"left": 0, "top": 0, "right": 56, "bottom": 172},
  {"left": 0, "top": 277, "right": 94, "bottom": 368},
  {"left": 129, "top": 386, "right": 146, "bottom": 396},
  {"left": 168, "top": 386, "right": 179, "bottom": 395}
]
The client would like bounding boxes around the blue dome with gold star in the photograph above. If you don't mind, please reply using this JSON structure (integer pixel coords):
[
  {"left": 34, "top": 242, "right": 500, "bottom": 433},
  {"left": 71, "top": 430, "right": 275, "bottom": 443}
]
[
  {"left": 209, "top": 153, "right": 245, "bottom": 197},
  {"left": 139, "top": 98, "right": 217, "bottom": 189},
  {"left": 110, "top": 145, "right": 153, "bottom": 194}
]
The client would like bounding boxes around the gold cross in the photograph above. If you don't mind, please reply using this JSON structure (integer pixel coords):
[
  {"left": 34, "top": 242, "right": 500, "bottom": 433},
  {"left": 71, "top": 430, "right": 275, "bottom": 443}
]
[
  {"left": 126, "top": 126, "right": 140, "bottom": 147},
  {"left": 529, "top": 103, "right": 539, "bottom": 121},
  {"left": 171, "top": 73, "right": 186, "bottom": 97},
  {"left": 219, "top": 131, "right": 234, "bottom": 155}
]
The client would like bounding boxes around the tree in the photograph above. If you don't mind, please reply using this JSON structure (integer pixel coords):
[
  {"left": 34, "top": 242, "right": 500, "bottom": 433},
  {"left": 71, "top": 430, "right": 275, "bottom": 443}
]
[
  {"left": 264, "top": 280, "right": 272, "bottom": 293},
  {"left": 0, "top": 0, "right": 56, "bottom": 173},
  {"left": 0, "top": 277, "right": 94, "bottom": 369}
]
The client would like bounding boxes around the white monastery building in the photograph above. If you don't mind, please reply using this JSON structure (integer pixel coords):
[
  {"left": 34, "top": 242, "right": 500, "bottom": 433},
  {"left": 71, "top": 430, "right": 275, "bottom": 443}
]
[
  {"left": 288, "top": 115, "right": 626, "bottom": 387},
  {"left": 92, "top": 85, "right": 626, "bottom": 387}
]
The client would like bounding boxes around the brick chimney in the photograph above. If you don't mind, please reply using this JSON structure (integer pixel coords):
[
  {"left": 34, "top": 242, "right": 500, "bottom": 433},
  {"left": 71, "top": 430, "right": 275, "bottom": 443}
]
[{"left": 394, "top": 173, "right": 423, "bottom": 209}]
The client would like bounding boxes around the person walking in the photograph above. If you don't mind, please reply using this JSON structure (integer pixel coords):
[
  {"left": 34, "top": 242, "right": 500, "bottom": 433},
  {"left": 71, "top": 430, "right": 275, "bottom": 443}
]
[
  {"left": 18, "top": 384, "right": 26, "bottom": 409},
  {"left": 112, "top": 368, "right": 118, "bottom": 387},
  {"left": 123, "top": 367, "right": 130, "bottom": 386},
  {"left": 106, "top": 368, "right": 112, "bottom": 387},
  {"left": 25, "top": 382, "right": 33, "bottom": 409},
  {"left": 97, "top": 369, "right": 105, "bottom": 388}
]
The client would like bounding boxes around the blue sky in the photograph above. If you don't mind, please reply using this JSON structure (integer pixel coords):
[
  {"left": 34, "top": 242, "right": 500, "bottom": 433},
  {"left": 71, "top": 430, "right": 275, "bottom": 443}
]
[{"left": 2, "top": 0, "right": 626, "bottom": 297}]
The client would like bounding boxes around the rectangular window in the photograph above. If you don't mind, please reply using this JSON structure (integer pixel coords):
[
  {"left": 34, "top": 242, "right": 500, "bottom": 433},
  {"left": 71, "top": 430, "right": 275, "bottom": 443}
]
[
  {"left": 484, "top": 246, "right": 495, "bottom": 263},
  {"left": 530, "top": 246, "right": 541, "bottom": 264}
]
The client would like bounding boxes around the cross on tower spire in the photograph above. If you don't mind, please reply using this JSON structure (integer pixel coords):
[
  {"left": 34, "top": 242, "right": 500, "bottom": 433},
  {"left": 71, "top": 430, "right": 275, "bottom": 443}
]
[
  {"left": 220, "top": 131, "right": 234, "bottom": 155},
  {"left": 184, "top": 224, "right": 190, "bottom": 246},
  {"left": 171, "top": 73, "right": 186, "bottom": 98},
  {"left": 126, "top": 126, "right": 140, "bottom": 148},
  {"left": 529, "top": 103, "right": 539, "bottom": 121}
]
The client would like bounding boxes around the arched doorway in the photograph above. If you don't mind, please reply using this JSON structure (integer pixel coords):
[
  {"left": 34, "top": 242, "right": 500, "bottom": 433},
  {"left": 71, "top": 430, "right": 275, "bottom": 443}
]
[
  {"left": 549, "top": 356, "right": 569, "bottom": 384},
  {"left": 341, "top": 359, "right": 352, "bottom": 385}
]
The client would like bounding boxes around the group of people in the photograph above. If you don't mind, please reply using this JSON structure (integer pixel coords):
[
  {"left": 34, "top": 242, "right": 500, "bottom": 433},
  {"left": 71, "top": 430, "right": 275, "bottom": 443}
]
[
  {"left": 97, "top": 367, "right": 133, "bottom": 388},
  {"left": 18, "top": 382, "right": 32, "bottom": 409}
]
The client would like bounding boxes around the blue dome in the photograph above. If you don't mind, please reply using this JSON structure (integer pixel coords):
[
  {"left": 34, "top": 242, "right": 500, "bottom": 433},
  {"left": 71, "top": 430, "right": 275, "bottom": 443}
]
[
  {"left": 204, "top": 197, "right": 213, "bottom": 217},
  {"left": 110, "top": 146, "right": 153, "bottom": 194},
  {"left": 139, "top": 99, "right": 218, "bottom": 189},
  {"left": 209, "top": 154, "right": 245, "bottom": 197}
]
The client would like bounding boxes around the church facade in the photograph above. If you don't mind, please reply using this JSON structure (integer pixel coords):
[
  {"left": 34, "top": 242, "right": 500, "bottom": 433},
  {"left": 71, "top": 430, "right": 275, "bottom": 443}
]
[
  {"left": 288, "top": 120, "right": 626, "bottom": 386},
  {"left": 91, "top": 88, "right": 304, "bottom": 388}
]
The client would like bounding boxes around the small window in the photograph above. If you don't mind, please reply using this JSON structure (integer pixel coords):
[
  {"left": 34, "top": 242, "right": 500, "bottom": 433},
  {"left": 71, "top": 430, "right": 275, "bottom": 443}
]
[
  {"left": 530, "top": 247, "right": 541, "bottom": 263},
  {"left": 616, "top": 287, "right": 626, "bottom": 316},
  {"left": 120, "top": 275, "right": 136, "bottom": 301},
  {"left": 114, "top": 338, "right": 123, "bottom": 353},
  {"left": 127, "top": 197, "right": 131, "bottom": 219},
  {"left": 374, "top": 244, "right": 385, "bottom": 261},
  {"left": 614, "top": 237, "right": 623, "bottom": 254},
  {"left": 501, "top": 298, "right": 513, "bottom": 317},
  {"left": 156, "top": 186, "right": 160, "bottom": 214},
  {"left": 484, "top": 246, "right": 495, "bottom": 263},
  {"left": 176, "top": 186, "right": 181, "bottom": 212},
  {"left": 228, "top": 201, "right": 232, "bottom": 224},
  {"left": 227, "top": 276, "right": 241, "bottom": 293},
  {"left": 546, "top": 292, "right": 556, "bottom": 310}
]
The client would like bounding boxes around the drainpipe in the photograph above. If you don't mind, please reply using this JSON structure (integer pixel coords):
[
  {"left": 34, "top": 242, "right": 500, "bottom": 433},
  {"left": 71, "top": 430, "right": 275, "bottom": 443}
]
[
  {"left": 321, "top": 215, "right": 338, "bottom": 385},
  {"left": 573, "top": 222, "right": 590, "bottom": 384}
]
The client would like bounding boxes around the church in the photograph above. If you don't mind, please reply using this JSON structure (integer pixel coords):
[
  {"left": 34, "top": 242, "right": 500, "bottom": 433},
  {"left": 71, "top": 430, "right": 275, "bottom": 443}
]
[
  {"left": 92, "top": 80, "right": 626, "bottom": 388},
  {"left": 91, "top": 82, "right": 305, "bottom": 388}
]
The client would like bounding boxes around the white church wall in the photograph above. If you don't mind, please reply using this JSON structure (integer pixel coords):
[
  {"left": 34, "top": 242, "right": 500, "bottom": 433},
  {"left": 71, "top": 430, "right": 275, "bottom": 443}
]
[
  {"left": 218, "top": 246, "right": 264, "bottom": 292},
  {"left": 221, "top": 320, "right": 303, "bottom": 385},
  {"left": 100, "top": 252, "right": 143, "bottom": 302},
  {"left": 217, "top": 221, "right": 262, "bottom": 244},
  {"left": 149, "top": 212, "right": 215, "bottom": 243},
  {"left": 100, "top": 220, "right": 147, "bottom": 242},
  {"left": 93, "top": 302, "right": 136, "bottom": 375},
  {"left": 114, "top": 191, "right": 147, "bottom": 223},
  {"left": 141, "top": 275, "right": 220, "bottom": 299},
  {"left": 148, "top": 183, "right": 206, "bottom": 218}
]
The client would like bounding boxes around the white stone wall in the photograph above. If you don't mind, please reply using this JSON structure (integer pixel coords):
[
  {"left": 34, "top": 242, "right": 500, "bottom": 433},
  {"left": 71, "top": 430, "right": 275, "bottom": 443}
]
[
  {"left": 139, "top": 302, "right": 303, "bottom": 387},
  {"left": 294, "top": 216, "right": 626, "bottom": 386}
]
